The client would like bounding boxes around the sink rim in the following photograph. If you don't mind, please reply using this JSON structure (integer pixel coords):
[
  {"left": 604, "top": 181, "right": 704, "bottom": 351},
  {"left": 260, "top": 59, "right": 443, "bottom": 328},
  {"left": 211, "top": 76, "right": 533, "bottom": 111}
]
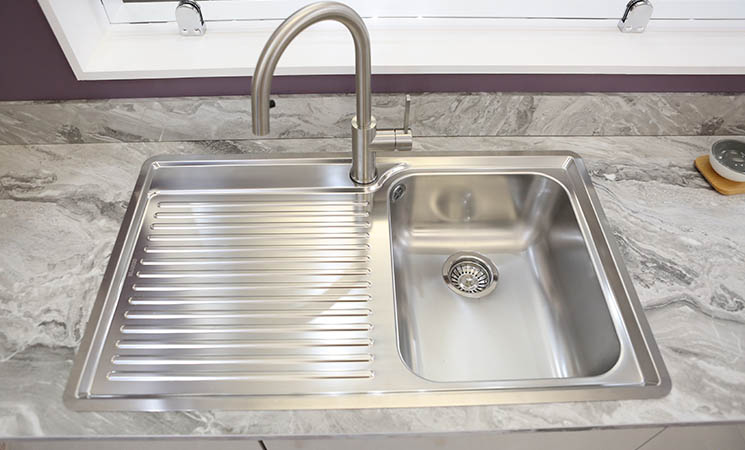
[{"left": 64, "top": 151, "right": 671, "bottom": 411}]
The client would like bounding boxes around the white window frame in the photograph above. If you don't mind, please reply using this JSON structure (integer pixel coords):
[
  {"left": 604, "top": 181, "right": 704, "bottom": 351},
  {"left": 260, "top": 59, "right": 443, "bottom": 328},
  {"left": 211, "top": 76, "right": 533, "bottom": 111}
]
[
  {"left": 39, "top": 0, "right": 745, "bottom": 81},
  {"left": 105, "top": 0, "right": 745, "bottom": 23}
]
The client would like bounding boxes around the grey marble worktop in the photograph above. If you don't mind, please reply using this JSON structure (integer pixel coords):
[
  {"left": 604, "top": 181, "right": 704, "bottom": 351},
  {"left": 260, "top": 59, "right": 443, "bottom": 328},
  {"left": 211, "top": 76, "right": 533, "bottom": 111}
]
[
  {"left": 2, "top": 93, "right": 744, "bottom": 146},
  {"left": 1, "top": 134, "right": 744, "bottom": 438}
]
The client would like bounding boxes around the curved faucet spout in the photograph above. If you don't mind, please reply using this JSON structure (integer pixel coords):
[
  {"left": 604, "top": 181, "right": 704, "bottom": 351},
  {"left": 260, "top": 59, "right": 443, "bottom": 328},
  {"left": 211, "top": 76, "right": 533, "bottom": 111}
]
[
  {"left": 251, "top": 2, "right": 373, "bottom": 133},
  {"left": 251, "top": 2, "right": 376, "bottom": 184}
]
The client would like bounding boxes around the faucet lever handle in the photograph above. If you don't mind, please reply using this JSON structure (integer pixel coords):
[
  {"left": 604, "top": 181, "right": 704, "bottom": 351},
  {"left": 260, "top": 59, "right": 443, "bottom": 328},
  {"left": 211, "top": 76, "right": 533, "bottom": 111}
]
[
  {"left": 369, "top": 94, "right": 413, "bottom": 151},
  {"left": 403, "top": 94, "right": 411, "bottom": 132}
]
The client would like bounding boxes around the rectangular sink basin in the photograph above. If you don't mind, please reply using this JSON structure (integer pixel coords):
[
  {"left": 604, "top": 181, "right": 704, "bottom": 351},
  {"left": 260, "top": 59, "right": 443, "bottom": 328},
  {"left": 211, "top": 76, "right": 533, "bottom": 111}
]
[
  {"left": 389, "top": 173, "right": 621, "bottom": 383},
  {"left": 65, "top": 152, "right": 670, "bottom": 411}
]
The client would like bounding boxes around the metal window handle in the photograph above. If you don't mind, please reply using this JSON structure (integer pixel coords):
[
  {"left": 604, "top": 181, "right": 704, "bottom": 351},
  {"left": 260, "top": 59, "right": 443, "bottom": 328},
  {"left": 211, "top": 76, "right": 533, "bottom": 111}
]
[
  {"left": 618, "top": 0, "right": 653, "bottom": 33},
  {"left": 176, "top": 0, "right": 206, "bottom": 36}
]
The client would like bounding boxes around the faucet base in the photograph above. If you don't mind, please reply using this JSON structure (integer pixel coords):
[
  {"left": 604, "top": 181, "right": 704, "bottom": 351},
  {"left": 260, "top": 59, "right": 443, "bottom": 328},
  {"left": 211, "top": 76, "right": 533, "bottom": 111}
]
[{"left": 350, "top": 116, "right": 378, "bottom": 184}]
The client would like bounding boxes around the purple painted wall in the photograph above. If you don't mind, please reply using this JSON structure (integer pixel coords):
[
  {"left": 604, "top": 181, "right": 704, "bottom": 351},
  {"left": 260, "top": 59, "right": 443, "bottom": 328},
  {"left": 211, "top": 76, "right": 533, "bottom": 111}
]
[{"left": 2, "top": 1, "right": 744, "bottom": 101}]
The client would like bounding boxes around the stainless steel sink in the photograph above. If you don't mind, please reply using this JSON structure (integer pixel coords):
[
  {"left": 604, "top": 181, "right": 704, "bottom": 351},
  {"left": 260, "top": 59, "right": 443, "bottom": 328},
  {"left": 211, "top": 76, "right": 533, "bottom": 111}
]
[
  {"left": 389, "top": 173, "right": 621, "bottom": 383},
  {"left": 65, "top": 152, "right": 670, "bottom": 411}
]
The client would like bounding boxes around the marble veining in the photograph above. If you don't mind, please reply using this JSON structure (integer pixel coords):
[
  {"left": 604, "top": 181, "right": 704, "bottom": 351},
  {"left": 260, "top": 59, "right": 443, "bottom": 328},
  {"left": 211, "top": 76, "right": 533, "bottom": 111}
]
[
  {"left": 1, "top": 93, "right": 744, "bottom": 145},
  {"left": 0, "top": 135, "right": 744, "bottom": 438}
]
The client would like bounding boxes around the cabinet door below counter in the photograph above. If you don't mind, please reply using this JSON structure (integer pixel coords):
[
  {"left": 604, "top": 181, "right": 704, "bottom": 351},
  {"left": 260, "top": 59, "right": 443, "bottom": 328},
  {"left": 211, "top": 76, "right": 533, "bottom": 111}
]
[
  {"left": 3, "top": 439, "right": 264, "bottom": 450},
  {"left": 265, "top": 428, "right": 662, "bottom": 450}
]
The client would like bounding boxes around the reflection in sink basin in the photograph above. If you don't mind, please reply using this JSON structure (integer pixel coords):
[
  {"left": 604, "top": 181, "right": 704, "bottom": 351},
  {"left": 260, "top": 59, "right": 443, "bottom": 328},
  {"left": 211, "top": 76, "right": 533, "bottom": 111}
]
[{"left": 389, "top": 173, "right": 620, "bottom": 382}]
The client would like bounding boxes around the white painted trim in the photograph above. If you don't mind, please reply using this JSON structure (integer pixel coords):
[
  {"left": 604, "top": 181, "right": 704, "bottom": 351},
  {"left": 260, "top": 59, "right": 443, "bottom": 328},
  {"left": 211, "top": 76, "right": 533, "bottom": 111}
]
[
  {"left": 39, "top": 0, "right": 745, "bottom": 80},
  {"left": 38, "top": 0, "right": 111, "bottom": 80}
]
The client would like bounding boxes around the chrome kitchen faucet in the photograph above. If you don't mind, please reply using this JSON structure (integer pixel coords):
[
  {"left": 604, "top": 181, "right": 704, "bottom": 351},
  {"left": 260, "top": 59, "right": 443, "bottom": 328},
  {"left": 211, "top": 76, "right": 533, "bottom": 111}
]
[{"left": 251, "top": 1, "right": 412, "bottom": 185}]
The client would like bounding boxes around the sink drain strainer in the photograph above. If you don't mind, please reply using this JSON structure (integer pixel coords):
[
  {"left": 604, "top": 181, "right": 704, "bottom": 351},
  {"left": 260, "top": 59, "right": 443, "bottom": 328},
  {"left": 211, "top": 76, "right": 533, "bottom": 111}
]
[{"left": 442, "top": 252, "right": 498, "bottom": 298}]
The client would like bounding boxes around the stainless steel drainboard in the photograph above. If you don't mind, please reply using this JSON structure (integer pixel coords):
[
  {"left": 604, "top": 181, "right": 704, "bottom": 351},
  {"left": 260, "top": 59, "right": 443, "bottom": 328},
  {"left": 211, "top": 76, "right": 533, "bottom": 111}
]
[
  {"left": 65, "top": 153, "right": 670, "bottom": 411},
  {"left": 105, "top": 190, "right": 374, "bottom": 386}
]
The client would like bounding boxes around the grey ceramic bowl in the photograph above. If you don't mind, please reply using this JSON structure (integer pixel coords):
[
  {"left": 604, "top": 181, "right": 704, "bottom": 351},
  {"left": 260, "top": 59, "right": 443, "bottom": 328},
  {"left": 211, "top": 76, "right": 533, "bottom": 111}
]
[{"left": 710, "top": 139, "right": 745, "bottom": 182}]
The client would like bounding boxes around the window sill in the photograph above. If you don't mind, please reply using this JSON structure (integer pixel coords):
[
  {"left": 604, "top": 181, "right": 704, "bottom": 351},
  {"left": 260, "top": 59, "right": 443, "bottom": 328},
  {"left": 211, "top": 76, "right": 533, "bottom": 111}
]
[{"left": 39, "top": 0, "right": 745, "bottom": 80}]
